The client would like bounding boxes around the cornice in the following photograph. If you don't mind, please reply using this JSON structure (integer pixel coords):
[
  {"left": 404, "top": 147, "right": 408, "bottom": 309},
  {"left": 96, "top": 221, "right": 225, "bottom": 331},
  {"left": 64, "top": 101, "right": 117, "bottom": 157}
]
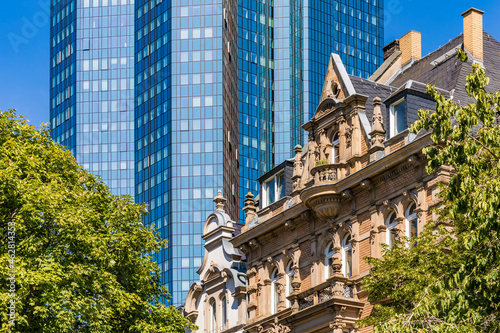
[
  {"left": 202, "top": 225, "right": 236, "bottom": 241},
  {"left": 231, "top": 201, "right": 308, "bottom": 247},
  {"left": 233, "top": 132, "right": 432, "bottom": 248}
]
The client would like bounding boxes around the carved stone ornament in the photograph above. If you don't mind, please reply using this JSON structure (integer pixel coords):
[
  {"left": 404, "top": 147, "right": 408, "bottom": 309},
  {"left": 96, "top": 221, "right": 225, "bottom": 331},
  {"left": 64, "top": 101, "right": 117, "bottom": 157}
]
[
  {"left": 328, "top": 218, "right": 345, "bottom": 233},
  {"left": 345, "top": 127, "right": 353, "bottom": 148},
  {"left": 369, "top": 97, "right": 386, "bottom": 149},
  {"left": 360, "top": 179, "right": 373, "bottom": 191},
  {"left": 249, "top": 238, "right": 260, "bottom": 249},
  {"left": 331, "top": 80, "right": 340, "bottom": 98},
  {"left": 276, "top": 282, "right": 285, "bottom": 294},
  {"left": 342, "top": 189, "right": 353, "bottom": 201},
  {"left": 331, "top": 258, "right": 342, "bottom": 275},
  {"left": 209, "top": 261, "right": 218, "bottom": 273},
  {"left": 408, "top": 154, "right": 420, "bottom": 166},
  {"left": 329, "top": 319, "right": 346, "bottom": 329},
  {"left": 269, "top": 317, "right": 291, "bottom": 333},
  {"left": 292, "top": 145, "right": 304, "bottom": 191},
  {"left": 307, "top": 194, "right": 343, "bottom": 220},
  {"left": 284, "top": 219, "right": 296, "bottom": 231}
]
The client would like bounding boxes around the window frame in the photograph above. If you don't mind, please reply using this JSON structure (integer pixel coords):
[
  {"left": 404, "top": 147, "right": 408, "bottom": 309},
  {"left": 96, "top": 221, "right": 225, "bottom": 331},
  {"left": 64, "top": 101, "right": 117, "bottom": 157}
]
[
  {"left": 210, "top": 299, "right": 217, "bottom": 333},
  {"left": 324, "top": 241, "right": 336, "bottom": 280},
  {"left": 385, "top": 211, "right": 398, "bottom": 249},
  {"left": 285, "top": 261, "right": 293, "bottom": 308},
  {"left": 390, "top": 97, "right": 406, "bottom": 137},
  {"left": 220, "top": 295, "right": 227, "bottom": 331},
  {"left": 331, "top": 132, "right": 340, "bottom": 163},
  {"left": 342, "top": 234, "right": 353, "bottom": 278},
  {"left": 405, "top": 202, "right": 418, "bottom": 246},
  {"left": 262, "top": 171, "right": 285, "bottom": 207},
  {"left": 270, "top": 267, "right": 279, "bottom": 314}
]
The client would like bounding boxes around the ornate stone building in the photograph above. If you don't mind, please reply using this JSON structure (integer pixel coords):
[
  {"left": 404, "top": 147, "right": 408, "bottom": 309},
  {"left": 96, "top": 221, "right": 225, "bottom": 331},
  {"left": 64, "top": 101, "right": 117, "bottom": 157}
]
[
  {"left": 185, "top": 8, "right": 500, "bottom": 333},
  {"left": 185, "top": 191, "right": 247, "bottom": 333}
]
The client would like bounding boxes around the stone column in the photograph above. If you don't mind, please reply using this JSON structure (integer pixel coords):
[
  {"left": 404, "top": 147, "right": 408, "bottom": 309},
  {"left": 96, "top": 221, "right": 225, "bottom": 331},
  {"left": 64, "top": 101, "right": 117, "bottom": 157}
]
[{"left": 329, "top": 320, "right": 346, "bottom": 333}]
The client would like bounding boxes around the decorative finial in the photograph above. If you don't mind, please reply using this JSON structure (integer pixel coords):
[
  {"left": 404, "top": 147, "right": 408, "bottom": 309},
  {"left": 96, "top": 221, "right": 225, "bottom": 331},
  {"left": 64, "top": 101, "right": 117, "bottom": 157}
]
[
  {"left": 370, "top": 97, "right": 385, "bottom": 135},
  {"left": 369, "top": 97, "right": 386, "bottom": 151},
  {"left": 243, "top": 192, "right": 258, "bottom": 224},
  {"left": 292, "top": 145, "right": 303, "bottom": 192},
  {"left": 331, "top": 257, "right": 342, "bottom": 275},
  {"left": 213, "top": 189, "right": 226, "bottom": 212}
]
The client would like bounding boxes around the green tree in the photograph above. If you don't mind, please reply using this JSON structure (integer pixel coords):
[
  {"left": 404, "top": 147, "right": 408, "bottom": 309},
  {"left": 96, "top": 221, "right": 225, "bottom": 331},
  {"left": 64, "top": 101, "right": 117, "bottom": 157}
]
[
  {"left": 0, "top": 110, "right": 195, "bottom": 332},
  {"left": 359, "top": 51, "right": 500, "bottom": 332}
]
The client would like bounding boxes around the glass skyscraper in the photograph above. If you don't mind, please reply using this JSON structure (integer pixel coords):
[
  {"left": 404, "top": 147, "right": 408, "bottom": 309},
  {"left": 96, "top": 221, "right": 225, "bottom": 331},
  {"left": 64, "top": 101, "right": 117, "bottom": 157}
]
[
  {"left": 135, "top": 0, "right": 238, "bottom": 304},
  {"left": 50, "top": 0, "right": 135, "bottom": 197},
  {"left": 52, "top": 0, "right": 383, "bottom": 305}
]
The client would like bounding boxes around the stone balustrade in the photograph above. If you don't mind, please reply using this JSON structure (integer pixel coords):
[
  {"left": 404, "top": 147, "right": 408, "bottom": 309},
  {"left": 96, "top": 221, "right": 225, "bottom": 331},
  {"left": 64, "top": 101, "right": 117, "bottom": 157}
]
[
  {"left": 294, "top": 278, "right": 355, "bottom": 312},
  {"left": 310, "top": 163, "right": 340, "bottom": 184}
]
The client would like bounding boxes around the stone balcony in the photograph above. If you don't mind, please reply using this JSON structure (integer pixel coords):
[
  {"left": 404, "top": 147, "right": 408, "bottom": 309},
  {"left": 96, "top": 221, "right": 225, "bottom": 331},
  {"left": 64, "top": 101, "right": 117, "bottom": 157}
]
[
  {"left": 310, "top": 163, "right": 344, "bottom": 185},
  {"left": 292, "top": 276, "right": 356, "bottom": 312}
]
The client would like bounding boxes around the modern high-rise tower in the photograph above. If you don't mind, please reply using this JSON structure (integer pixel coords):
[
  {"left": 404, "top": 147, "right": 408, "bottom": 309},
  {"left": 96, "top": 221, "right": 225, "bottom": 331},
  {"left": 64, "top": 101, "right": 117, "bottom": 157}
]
[
  {"left": 50, "top": 0, "right": 135, "bottom": 197},
  {"left": 135, "top": 0, "right": 239, "bottom": 304},
  {"left": 136, "top": 0, "right": 383, "bottom": 304}
]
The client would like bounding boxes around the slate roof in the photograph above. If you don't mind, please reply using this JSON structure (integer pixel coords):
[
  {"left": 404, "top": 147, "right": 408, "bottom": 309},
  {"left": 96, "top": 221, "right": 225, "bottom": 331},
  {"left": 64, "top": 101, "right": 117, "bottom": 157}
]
[
  {"left": 384, "top": 80, "right": 450, "bottom": 104},
  {"left": 348, "top": 75, "right": 397, "bottom": 134},
  {"left": 388, "top": 31, "right": 500, "bottom": 105}
]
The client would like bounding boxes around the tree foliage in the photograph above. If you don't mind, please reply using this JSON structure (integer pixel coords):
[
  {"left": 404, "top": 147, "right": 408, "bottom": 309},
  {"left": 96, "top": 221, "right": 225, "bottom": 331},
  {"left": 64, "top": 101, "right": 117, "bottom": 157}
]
[
  {"left": 0, "top": 110, "right": 195, "bottom": 332},
  {"left": 359, "top": 50, "right": 500, "bottom": 332}
]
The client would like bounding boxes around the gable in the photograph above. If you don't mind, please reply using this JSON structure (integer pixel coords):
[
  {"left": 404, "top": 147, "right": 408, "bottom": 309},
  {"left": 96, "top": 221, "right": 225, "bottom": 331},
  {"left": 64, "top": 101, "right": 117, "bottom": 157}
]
[{"left": 319, "top": 53, "right": 356, "bottom": 103}]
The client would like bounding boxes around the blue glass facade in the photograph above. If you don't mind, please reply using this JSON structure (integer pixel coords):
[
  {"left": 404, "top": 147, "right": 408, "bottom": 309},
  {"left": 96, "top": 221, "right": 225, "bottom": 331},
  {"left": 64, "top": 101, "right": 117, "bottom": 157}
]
[
  {"left": 135, "top": 0, "right": 238, "bottom": 304},
  {"left": 50, "top": 0, "right": 135, "bottom": 197}
]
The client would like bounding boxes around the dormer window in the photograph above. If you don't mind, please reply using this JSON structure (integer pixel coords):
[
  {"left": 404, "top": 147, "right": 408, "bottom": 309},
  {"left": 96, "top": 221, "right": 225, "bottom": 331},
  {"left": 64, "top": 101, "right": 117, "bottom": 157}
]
[
  {"left": 390, "top": 98, "right": 406, "bottom": 137},
  {"left": 262, "top": 172, "right": 285, "bottom": 207}
]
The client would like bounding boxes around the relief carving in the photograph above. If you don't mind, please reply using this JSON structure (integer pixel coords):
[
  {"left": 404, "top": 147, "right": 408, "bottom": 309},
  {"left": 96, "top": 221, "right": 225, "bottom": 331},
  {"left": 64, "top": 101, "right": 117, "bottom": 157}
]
[{"left": 345, "top": 127, "right": 353, "bottom": 148}]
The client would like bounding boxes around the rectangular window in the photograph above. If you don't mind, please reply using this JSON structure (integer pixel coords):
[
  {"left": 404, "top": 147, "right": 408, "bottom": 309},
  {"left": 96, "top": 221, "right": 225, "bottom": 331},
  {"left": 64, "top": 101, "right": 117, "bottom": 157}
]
[
  {"left": 82, "top": 39, "right": 90, "bottom": 50},
  {"left": 262, "top": 171, "right": 285, "bottom": 207},
  {"left": 390, "top": 98, "right": 406, "bottom": 136}
]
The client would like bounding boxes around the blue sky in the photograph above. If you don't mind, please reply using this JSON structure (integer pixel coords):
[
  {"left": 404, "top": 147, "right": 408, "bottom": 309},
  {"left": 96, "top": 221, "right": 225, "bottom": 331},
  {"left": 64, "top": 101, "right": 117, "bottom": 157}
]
[{"left": 0, "top": 1, "right": 499, "bottom": 126}]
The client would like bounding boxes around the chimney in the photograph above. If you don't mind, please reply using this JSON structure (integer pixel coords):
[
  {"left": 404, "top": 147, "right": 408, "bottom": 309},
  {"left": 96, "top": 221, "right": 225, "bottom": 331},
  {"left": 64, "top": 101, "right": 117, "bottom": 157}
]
[
  {"left": 382, "top": 39, "right": 400, "bottom": 61},
  {"left": 399, "top": 30, "right": 421, "bottom": 65},
  {"left": 462, "top": 8, "right": 484, "bottom": 61}
]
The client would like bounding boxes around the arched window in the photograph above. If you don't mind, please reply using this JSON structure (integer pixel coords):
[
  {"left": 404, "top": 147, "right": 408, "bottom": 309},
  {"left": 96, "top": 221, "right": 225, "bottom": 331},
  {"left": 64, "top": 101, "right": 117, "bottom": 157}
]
[
  {"left": 270, "top": 268, "right": 279, "bottom": 314},
  {"left": 285, "top": 261, "right": 293, "bottom": 308},
  {"left": 342, "top": 234, "right": 353, "bottom": 278},
  {"left": 386, "top": 212, "right": 398, "bottom": 249},
  {"left": 221, "top": 295, "right": 227, "bottom": 331},
  {"left": 331, "top": 133, "right": 340, "bottom": 163},
  {"left": 405, "top": 202, "right": 417, "bottom": 245},
  {"left": 324, "top": 241, "right": 336, "bottom": 279},
  {"left": 210, "top": 299, "right": 217, "bottom": 333}
]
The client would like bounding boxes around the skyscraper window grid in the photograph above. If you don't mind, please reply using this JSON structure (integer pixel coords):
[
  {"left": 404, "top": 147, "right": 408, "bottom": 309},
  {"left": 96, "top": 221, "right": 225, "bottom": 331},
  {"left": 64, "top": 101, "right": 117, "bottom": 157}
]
[
  {"left": 50, "top": 0, "right": 136, "bottom": 197},
  {"left": 135, "top": 0, "right": 238, "bottom": 303},
  {"left": 238, "top": 0, "right": 274, "bottom": 222}
]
